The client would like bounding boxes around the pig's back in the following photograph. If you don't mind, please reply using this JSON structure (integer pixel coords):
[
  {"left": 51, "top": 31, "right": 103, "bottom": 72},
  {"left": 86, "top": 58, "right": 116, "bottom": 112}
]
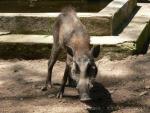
[{"left": 59, "top": 9, "right": 89, "bottom": 45}]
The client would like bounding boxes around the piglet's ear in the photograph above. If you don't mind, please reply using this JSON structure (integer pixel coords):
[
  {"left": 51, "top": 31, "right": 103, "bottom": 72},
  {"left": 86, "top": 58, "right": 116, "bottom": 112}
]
[
  {"left": 66, "top": 46, "right": 74, "bottom": 57},
  {"left": 90, "top": 45, "right": 100, "bottom": 58}
]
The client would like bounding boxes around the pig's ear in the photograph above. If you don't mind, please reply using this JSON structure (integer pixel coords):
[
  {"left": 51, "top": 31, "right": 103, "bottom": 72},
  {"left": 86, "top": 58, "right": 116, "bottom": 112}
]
[
  {"left": 66, "top": 46, "right": 74, "bottom": 57},
  {"left": 91, "top": 45, "right": 100, "bottom": 58}
]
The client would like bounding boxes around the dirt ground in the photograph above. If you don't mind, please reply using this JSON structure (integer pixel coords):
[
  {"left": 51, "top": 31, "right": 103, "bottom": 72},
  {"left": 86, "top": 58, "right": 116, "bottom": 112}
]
[{"left": 0, "top": 50, "right": 150, "bottom": 113}]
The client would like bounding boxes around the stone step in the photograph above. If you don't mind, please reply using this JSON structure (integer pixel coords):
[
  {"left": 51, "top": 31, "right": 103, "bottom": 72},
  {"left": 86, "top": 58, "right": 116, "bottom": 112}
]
[
  {"left": 1, "top": 2, "right": 149, "bottom": 60},
  {"left": 119, "top": 3, "right": 150, "bottom": 54},
  {"left": 0, "top": 35, "right": 130, "bottom": 45},
  {"left": 0, "top": 34, "right": 137, "bottom": 60},
  {"left": 0, "top": 3, "right": 149, "bottom": 59},
  {"left": 0, "top": 34, "right": 135, "bottom": 45},
  {"left": 0, "top": 0, "right": 137, "bottom": 36}
]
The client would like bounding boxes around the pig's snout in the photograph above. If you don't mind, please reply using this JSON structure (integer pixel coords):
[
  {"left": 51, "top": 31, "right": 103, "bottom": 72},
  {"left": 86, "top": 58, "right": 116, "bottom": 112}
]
[
  {"left": 77, "top": 82, "right": 94, "bottom": 102},
  {"left": 80, "top": 93, "right": 91, "bottom": 102}
]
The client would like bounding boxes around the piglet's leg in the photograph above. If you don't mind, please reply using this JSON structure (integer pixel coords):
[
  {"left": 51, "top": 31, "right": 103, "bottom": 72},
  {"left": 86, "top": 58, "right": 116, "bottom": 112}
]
[
  {"left": 56, "top": 63, "right": 70, "bottom": 98},
  {"left": 42, "top": 44, "right": 61, "bottom": 91}
]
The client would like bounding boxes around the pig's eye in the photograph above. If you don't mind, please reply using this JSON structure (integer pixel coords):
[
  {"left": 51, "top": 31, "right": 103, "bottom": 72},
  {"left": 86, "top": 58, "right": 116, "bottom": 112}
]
[
  {"left": 87, "top": 64, "right": 97, "bottom": 77},
  {"left": 72, "top": 62, "right": 80, "bottom": 74},
  {"left": 75, "top": 63, "right": 80, "bottom": 74}
]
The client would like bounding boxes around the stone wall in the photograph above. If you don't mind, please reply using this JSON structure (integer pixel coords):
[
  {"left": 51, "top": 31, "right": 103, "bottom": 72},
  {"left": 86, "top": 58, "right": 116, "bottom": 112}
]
[{"left": 0, "top": 0, "right": 112, "bottom": 12}]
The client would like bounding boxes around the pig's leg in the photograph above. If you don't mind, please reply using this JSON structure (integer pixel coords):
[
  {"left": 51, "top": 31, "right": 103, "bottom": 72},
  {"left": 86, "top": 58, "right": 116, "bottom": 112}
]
[
  {"left": 56, "top": 63, "right": 70, "bottom": 98},
  {"left": 68, "top": 75, "right": 76, "bottom": 87},
  {"left": 67, "top": 54, "right": 76, "bottom": 87},
  {"left": 42, "top": 44, "right": 61, "bottom": 91},
  {"left": 56, "top": 54, "right": 71, "bottom": 98}
]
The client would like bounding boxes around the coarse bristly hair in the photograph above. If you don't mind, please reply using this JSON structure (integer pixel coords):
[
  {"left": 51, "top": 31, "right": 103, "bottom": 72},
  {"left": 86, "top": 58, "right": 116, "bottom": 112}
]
[{"left": 61, "top": 6, "right": 77, "bottom": 16}]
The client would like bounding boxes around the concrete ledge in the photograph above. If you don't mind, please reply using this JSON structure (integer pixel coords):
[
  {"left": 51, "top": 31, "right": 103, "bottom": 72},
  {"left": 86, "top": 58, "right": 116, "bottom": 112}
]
[
  {"left": 0, "top": 34, "right": 53, "bottom": 44},
  {"left": 0, "top": 34, "right": 133, "bottom": 45},
  {"left": 1, "top": 2, "right": 150, "bottom": 59},
  {"left": 0, "top": 2, "right": 149, "bottom": 59},
  {"left": 0, "top": 34, "right": 135, "bottom": 59},
  {"left": 0, "top": 0, "right": 137, "bottom": 35},
  {"left": 120, "top": 3, "right": 150, "bottom": 54}
]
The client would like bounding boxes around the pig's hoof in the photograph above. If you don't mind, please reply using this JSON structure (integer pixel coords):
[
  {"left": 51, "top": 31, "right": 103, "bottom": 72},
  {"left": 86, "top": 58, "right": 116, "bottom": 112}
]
[
  {"left": 56, "top": 92, "right": 63, "bottom": 99},
  {"left": 41, "top": 84, "right": 52, "bottom": 91},
  {"left": 41, "top": 86, "right": 47, "bottom": 91}
]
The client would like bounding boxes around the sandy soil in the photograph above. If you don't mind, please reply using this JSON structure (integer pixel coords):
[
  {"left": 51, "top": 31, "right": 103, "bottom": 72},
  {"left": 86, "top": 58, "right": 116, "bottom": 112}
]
[{"left": 0, "top": 51, "right": 150, "bottom": 113}]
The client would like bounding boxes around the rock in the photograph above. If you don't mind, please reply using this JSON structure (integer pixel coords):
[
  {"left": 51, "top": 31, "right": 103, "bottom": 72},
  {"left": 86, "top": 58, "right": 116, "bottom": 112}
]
[
  {"left": 0, "top": 31, "right": 10, "bottom": 35},
  {"left": 139, "top": 91, "right": 148, "bottom": 96},
  {"left": 20, "top": 98, "right": 24, "bottom": 101},
  {"left": 109, "top": 90, "right": 115, "bottom": 94},
  {"left": 48, "top": 94, "right": 55, "bottom": 98},
  {"left": 145, "top": 85, "right": 150, "bottom": 89}
]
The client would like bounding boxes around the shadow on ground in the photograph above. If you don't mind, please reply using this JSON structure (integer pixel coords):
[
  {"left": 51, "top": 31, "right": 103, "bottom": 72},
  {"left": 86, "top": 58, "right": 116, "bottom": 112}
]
[{"left": 87, "top": 82, "right": 116, "bottom": 113}]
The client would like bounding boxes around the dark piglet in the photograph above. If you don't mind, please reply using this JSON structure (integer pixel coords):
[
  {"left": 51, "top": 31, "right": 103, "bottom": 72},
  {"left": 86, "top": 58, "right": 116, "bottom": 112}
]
[{"left": 42, "top": 7, "right": 100, "bottom": 102}]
